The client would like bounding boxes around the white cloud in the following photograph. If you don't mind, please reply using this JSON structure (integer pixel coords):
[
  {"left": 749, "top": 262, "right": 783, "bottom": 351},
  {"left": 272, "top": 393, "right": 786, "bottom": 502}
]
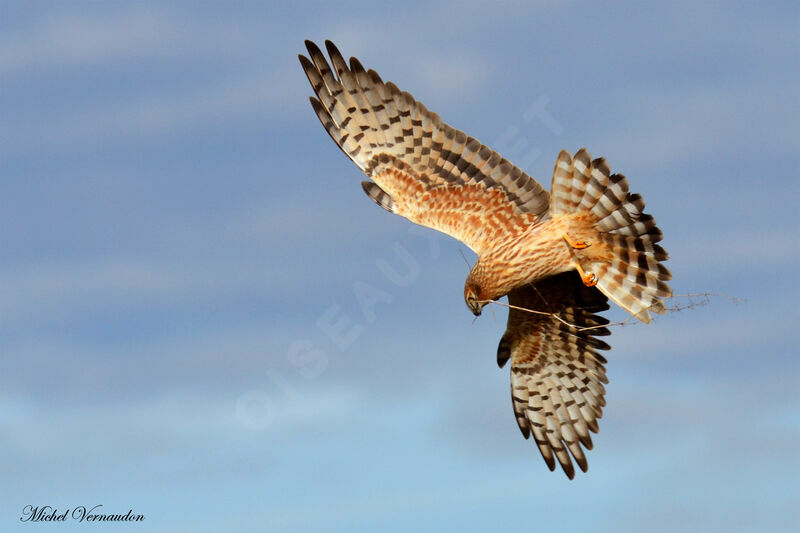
[
  {"left": 0, "top": 8, "right": 281, "bottom": 74},
  {"left": 4, "top": 69, "right": 299, "bottom": 150},
  {"left": 603, "top": 81, "right": 800, "bottom": 166},
  {"left": 0, "top": 8, "right": 303, "bottom": 150},
  {"left": 0, "top": 384, "right": 359, "bottom": 489},
  {"left": 319, "top": 21, "right": 493, "bottom": 104},
  {"left": 0, "top": 201, "right": 451, "bottom": 328},
  {"left": 665, "top": 227, "right": 800, "bottom": 280},
  {"left": 0, "top": 11, "right": 173, "bottom": 73}
]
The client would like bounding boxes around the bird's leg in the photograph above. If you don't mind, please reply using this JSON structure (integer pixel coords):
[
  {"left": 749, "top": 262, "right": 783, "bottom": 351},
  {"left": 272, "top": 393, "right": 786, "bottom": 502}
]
[
  {"left": 574, "top": 263, "right": 598, "bottom": 287},
  {"left": 563, "top": 233, "right": 591, "bottom": 250}
]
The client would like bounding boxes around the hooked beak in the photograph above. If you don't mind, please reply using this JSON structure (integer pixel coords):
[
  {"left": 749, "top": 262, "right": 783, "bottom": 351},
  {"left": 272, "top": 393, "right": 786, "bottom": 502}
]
[{"left": 469, "top": 301, "right": 483, "bottom": 317}]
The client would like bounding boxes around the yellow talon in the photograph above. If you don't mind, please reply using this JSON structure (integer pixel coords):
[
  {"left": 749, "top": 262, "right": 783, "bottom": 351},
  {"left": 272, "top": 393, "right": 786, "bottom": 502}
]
[
  {"left": 575, "top": 263, "right": 598, "bottom": 287},
  {"left": 563, "top": 233, "right": 591, "bottom": 250}
]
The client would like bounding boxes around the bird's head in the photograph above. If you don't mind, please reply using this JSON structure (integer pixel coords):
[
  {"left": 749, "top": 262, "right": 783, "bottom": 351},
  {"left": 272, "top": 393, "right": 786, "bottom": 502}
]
[
  {"left": 464, "top": 282, "right": 486, "bottom": 317},
  {"left": 464, "top": 260, "right": 493, "bottom": 317}
]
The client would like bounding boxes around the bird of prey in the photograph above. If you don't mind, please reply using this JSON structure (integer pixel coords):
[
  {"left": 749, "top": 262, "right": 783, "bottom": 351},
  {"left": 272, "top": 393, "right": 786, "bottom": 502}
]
[{"left": 299, "top": 40, "right": 671, "bottom": 479}]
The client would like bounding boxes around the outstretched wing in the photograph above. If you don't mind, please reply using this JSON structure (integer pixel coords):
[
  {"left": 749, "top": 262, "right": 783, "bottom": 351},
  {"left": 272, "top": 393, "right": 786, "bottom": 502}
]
[
  {"left": 497, "top": 272, "right": 611, "bottom": 479},
  {"left": 299, "top": 40, "right": 550, "bottom": 255}
]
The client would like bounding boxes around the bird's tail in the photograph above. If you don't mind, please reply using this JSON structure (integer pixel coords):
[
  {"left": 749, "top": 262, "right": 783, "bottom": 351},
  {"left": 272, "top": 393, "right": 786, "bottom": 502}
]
[{"left": 549, "top": 148, "right": 672, "bottom": 323}]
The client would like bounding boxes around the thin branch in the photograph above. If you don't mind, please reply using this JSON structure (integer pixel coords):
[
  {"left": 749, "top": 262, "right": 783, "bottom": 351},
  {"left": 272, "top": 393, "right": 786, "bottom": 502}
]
[
  {"left": 481, "top": 292, "right": 733, "bottom": 333},
  {"left": 484, "top": 299, "right": 634, "bottom": 332},
  {"left": 664, "top": 292, "right": 742, "bottom": 312}
]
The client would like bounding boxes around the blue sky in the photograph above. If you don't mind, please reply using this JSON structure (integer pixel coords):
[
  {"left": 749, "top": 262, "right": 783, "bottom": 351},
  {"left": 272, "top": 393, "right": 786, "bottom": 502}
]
[{"left": 1, "top": 1, "right": 798, "bottom": 531}]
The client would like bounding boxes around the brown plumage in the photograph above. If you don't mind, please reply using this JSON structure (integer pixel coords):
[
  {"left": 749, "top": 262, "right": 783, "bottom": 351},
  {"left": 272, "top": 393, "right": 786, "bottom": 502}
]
[{"left": 299, "top": 40, "right": 672, "bottom": 478}]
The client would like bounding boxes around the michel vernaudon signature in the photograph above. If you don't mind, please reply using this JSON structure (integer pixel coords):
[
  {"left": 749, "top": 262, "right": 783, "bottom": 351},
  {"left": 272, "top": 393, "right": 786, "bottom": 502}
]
[{"left": 20, "top": 505, "right": 144, "bottom": 523}]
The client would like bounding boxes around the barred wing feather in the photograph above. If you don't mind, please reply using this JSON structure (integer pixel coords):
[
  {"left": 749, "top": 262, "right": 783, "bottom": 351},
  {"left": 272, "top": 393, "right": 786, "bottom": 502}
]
[
  {"left": 498, "top": 272, "right": 611, "bottom": 478},
  {"left": 299, "top": 40, "right": 550, "bottom": 255}
]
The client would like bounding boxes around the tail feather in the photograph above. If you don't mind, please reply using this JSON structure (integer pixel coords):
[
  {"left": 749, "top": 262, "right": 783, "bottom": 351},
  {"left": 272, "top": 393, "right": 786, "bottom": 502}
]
[
  {"left": 593, "top": 192, "right": 644, "bottom": 228},
  {"left": 550, "top": 148, "right": 672, "bottom": 323},
  {"left": 576, "top": 158, "right": 611, "bottom": 212},
  {"left": 605, "top": 243, "right": 671, "bottom": 278},
  {"left": 608, "top": 250, "right": 672, "bottom": 284},
  {"left": 604, "top": 233, "right": 667, "bottom": 252},
  {"left": 587, "top": 172, "right": 627, "bottom": 220},
  {"left": 550, "top": 151, "right": 578, "bottom": 214}
]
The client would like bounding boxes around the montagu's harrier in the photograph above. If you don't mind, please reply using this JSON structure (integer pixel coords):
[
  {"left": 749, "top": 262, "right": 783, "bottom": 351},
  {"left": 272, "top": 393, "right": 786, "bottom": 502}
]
[{"left": 299, "top": 40, "right": 671, "bottom": 479}]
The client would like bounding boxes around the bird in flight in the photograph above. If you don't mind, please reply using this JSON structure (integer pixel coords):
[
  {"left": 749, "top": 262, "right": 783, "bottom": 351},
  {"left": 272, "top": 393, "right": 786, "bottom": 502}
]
[{"left": 299, "top": 40, "right": 671, "bottom": 479}]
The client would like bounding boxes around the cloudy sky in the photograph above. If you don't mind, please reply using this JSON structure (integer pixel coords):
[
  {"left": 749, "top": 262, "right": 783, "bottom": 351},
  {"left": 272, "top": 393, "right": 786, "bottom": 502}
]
[{"left": 1, "top": 1, "right": 798, "bottom": 531}]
